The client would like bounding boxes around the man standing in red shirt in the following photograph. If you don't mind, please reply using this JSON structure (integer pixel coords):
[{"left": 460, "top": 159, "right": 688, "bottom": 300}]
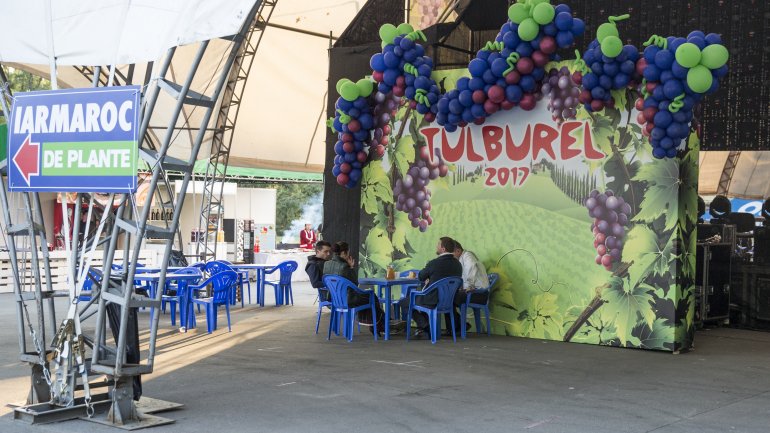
[{"left": 299, "top": 223, "right": 317, "bottom": 249}]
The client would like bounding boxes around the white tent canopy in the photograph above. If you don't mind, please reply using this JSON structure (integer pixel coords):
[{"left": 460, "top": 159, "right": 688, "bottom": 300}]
[
  {"left": 699, "top": 151, "right": 770, "bottom": 199},
  {"left": 1, "top": 0, "right": 368, "bottom": 173}
]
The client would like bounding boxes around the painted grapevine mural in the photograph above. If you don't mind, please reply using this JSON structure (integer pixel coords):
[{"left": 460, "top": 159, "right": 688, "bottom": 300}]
[{"left": 328, "top": 0, "right": 728, "bottom": 351}]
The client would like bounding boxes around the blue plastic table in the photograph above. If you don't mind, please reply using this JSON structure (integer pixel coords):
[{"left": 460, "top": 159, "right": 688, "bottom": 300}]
[
  {"left": 134, "top": 271, "right": 202, "bottom": 330},
  {"left": 359, "top": 277, "right": 420, "bottom": 340},
  {"left": 230, "top": 264, "right": 275, "bottom": 306}
]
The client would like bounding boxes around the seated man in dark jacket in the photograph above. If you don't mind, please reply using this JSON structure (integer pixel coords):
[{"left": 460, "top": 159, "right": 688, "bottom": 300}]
[
  {"left": 323, "top": 241, "right": 387, "bottom": 334},
  {"left": 305, "top": 240, "right": 332, "bottom": 299},
  {"left": 399, "top": 236, "right": 462, "bottom": 338}
]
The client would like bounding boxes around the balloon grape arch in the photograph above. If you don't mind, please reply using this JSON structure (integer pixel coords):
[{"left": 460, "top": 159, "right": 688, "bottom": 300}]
[{"left": 328, "top": 0, "right": 730, "bottom": 189}]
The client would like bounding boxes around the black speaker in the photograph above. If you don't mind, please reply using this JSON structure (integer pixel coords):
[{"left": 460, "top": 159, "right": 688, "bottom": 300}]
[{"left": 729, "top": 212, "right": 756, "bottom": 233}]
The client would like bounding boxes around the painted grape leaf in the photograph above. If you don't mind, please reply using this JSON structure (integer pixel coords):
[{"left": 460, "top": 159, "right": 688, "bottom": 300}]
[
  {"left": 394, "top": 135, "right": 416, "bottom": 178},
  {"left": 601, "top": 277, "right": 656, "bottom": 344},
  {"left": 631, "top": 157, "right": 680, "bottom": 231},
  {"left": 391, "top": 210, "right": 411, "bottom": 254},
  {"left": 676, "top": 149, "right": 699, "bottom": 230},
  {"left": 622, "top": 225, "right": 675, "bottom": 290},
  {"left": 630, "top": 318, "right": 672, "bottom": 350},
  {"left": 677, "top": 227, "right": 697, "bottom": 279},
  {"left": 363, "top": 226, "right": 393, "bottom": 271},
  {"left": 517, "top": 293, "right": 564, "bottom": 340},
  {"left": 361, "top": 162, "right": 393, "bottom": 215},
  {"left": 588, "top": 113, "right": 616, "bottom": 157}
]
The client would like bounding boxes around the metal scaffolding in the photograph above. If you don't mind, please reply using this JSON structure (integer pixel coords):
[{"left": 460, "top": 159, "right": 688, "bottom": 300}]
[
  {"left": 1, "top": 1, "right": 263, "bottom": 428},
  {"left": 196, "top": 0, "right": 278, "bottom": 262}
]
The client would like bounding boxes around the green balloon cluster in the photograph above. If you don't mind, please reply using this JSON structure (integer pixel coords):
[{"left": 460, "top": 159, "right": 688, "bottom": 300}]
[
  {"left": 596, "top": 14, "right": 629, "bottom": 58},
  {"left": 676, "top": 42, "right": 729, "bottom": 93},
  {"left": 336, "top": 78, "right": 374, "bottom": 101},
  {"left": 379, "top": 23, "right": 415, "bottom": 47},
  {"left": 508, "top": 0, "right": 554, "bottom": 42}
]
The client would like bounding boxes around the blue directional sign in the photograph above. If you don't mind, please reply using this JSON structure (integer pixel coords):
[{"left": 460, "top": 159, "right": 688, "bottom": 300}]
[{"left": 7, "top": 86, "right": 140, "bottom": 193}]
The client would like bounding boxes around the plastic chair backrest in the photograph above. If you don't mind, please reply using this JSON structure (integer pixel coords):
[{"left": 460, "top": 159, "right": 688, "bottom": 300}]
[
  {"left": 82, "top": 268, "right": 101, "bottom": 291},
  {"left": 425, "top": 277, "right": 462, "bottom": 311},
  {"left": 205, "top": 261, "right": 232, "bottom": 275},
  {"left": 275, "top": 261, "right": 298, "bottom": 285},
  {"left": 323, "top": 275, "right": 357, "bottom": 309},
  {"left": 191, "top": 262, "right": 206, "bottom": 270},
  {"left": 210, "top": 270, "right": 239, "bottom": 303},
  {"left": 487, "top": 273, "right": 499, "bottom": 291}
]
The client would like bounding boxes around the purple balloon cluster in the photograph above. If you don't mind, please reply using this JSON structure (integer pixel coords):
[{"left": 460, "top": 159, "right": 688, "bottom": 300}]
[
  {"left": 636, "top": 32, "right": 728, "bottom": 159},
  {"left": 434, "top": 3, "right": 585, "bottom": 132},
  {"left": 331, "top": 96, "right": 373, "bottom": 188},
  {"left": 578, "top": 40, "right": 640, "bottom": 112},
  {"left": 370, "top": 34, "right": 441, "bottom": 120}
]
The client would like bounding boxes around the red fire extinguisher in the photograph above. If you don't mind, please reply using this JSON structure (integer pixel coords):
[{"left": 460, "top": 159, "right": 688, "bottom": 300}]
[{"left": 253, "top": 238, "right": 260, "bottom": 253}]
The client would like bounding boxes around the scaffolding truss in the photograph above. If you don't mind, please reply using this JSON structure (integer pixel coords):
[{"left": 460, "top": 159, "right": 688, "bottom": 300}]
[{"left": 1, "top": 1, "right": 263, "bottom": 428}]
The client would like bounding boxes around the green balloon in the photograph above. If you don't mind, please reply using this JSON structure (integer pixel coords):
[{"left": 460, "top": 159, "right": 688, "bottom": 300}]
[
  {"left": 396, "top": 23, "right": 414, "bottom": 36},
  {"left": 508, "top": 3, "right": 530, "bottom": 24},
  {"left": 336, "top": 79, "right": 351, "bottom": 95},
  {"left": 601, "top": 36, "right": 623, "bottom": 58},
  {"left": 675, "top": 43, "right": 702, "bottom": 68},
  {"left": 340, "top": 81, "right": 360, "bottom": 101},
  {"left": 596, "top": 23, "right": 618, "bottom": 43},
  {"left": 687, "top": 65, "right": 713, "bottom": 93},
  {"left": 532, "top": 3, "right": 555, "bottom": 25},
  {"left": 356, "top": 79, "right": 373, "bottom": 98},
  {"left": 379, "top": 24, "right": 398, "bottom": 44},
  {"left": 700, "top": 44, "right": 729, "bottom": 69},
  {"left": 518, "top": 18, "right": 540, "bottom": 41}
]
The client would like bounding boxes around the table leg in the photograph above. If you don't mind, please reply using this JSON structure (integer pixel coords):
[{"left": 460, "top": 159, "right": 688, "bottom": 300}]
[
  {"left": 384, "top": 285, "right": 391, "bottom": 341},
  {"left": 179, "top": 281, "right": 188, "bottom": 331},
  {"left": 257, "top": 269, "right": 265, "bottom": 307}
]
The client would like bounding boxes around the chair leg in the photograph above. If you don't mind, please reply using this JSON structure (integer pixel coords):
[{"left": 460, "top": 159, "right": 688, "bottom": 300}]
[
  {"left": 170, "top": 301, "right": 176, "bottom": 326},
  {"left": 371, "top": 304, "right": 378, "bottom": 341},
  {"left": 315, "top": 304, "right": 322, "bottom": 334},
  {"left": 225, "top": 303, "right": 231, "bottom": 332},
  {"left": 429, "top": 311, "right": 437, "bottom": 344},
  {"left": 449, "top": 310, "right": 457, "bottom": 343},
  {"left": 484, "top": 306, "right": 491, "bottom": 336},
  {"left": 460, "top": 304, "right": 467, "bottom": 339},
  {"left": 327, "top": 307, "right": 335, "bottom": 340},
  {"left": 247, "top": 280, "right": 252, "bottom": 305},
  {"left": 206, "top": 304, "right": 214, "bottom": 334},
  {"left": 405, "top": 308, "right": 412, "bottom": 341}
]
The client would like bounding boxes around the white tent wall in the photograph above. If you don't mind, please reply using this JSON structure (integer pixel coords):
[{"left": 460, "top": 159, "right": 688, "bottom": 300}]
[
  {"left": 699, "top": 151, "right": 770, "bottom": 199},
  {"left": 3, "top": 0, "right": 370, "bottom": 174}
]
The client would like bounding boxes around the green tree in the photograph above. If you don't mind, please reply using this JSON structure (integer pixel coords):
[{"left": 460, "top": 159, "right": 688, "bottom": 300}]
[{"left": 246, "top": 182, "right": 323, "bottom": 236}]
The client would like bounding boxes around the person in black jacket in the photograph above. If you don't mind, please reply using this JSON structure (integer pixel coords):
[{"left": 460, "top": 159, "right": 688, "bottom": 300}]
[
  {"left": 305, "top": 240, "right": 332, "bottom": 299},
  {"left": 400, "top": 236, "right": 462, "bottom": 338}
]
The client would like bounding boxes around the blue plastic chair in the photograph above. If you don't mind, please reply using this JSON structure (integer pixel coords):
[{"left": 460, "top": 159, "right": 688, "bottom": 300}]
[
  {"left": 263, "top": 261, "right": 298, "bottom": 306},
  {"left": 460, "top": 273, "right": 499, "bottom": 339},
  {"left": 78, "top": 268, "right": 102, "bottom": 302},
  {"left": 322, "top": 275, "right": 378, "bottom": 342},
  {"left": 191, "top": 270, "right": 238, "bottom": 333},
  {"left": 315, "top": 287, "right": 336, "bottom": 334},
  {"left": 405, "top": 277, "right": 462, "bottom": 344},
  {"left": 389, "top": 269, "right": 420, "bottom": 320},
  {"left": 205, "top": 261, "right": 242, "bottom": 306},
  {"left": 161, "top": 267, "right": 202, "bottom": 326}
]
